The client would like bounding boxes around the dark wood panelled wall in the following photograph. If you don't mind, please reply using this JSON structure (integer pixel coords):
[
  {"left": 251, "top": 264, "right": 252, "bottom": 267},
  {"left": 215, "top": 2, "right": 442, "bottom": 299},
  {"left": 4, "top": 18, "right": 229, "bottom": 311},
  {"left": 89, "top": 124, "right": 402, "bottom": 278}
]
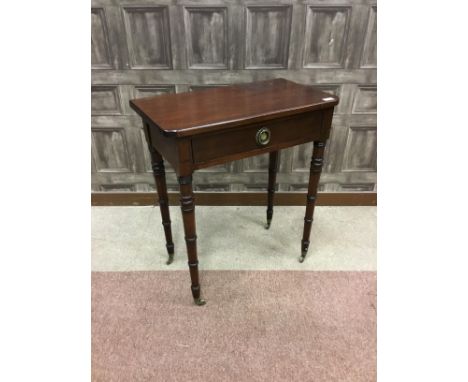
[{"left": 91, "top": 0, "right": 377, "bottom": 194}]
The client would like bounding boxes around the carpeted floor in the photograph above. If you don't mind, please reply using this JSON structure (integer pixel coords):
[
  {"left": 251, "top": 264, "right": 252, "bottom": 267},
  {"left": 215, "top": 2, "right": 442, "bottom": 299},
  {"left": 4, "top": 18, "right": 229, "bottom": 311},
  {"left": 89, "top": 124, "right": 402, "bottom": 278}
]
[
  {"left": 92, "top": 206, "right": 377, "bottom": 271},
  {"left": 92, "top": 270, "right": 376, "bottom": 382},
  {"left": 92, "top": 206, "right": 376, "bottom": 381}
]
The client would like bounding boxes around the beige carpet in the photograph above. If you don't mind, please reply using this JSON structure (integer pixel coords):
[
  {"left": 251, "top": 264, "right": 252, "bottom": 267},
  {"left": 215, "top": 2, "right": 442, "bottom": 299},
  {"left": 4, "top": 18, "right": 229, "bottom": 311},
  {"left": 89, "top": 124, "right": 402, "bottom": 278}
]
[{"left": 92, "top": 206, "right": 376, "bottom": 271}]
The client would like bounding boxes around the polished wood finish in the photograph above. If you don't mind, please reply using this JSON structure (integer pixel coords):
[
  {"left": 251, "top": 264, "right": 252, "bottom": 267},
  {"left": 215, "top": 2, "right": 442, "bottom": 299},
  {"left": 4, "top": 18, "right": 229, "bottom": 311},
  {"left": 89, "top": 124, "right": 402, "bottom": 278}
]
[
  {"left": 265, "top": 151, "right": 279, "bottom": 229},
  {"left": 178, "top": 175, "right": 205, "bottom": 306},
  {"left": 130, "top": 78, "right": 338, "bottom": 137},
  {"left": 300, "top": 141, "right": 326, "bottom": 263},
  {"left": 91, "top": 192, "right": 377, "bottom": 207},
  {"left": 191, "top": 112, "right": 322, "bottom": 168},
  {"left": 129, "top": 78, "right": 339, "bottom": 304},
  {"left": 142, "top": 122, "right": 174, "bottom": 264}
]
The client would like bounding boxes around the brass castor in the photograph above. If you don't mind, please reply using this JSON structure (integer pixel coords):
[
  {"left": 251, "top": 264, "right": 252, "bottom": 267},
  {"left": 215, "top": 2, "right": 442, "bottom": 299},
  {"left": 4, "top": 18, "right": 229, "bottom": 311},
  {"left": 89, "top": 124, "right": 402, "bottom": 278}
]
[
  {"left": 264, "top": 218, "right": 272, "bottom": 229},
  {"left": 166, "top": 253, "right": 174, "bottom": 265},
  {"left": 166, "top": 244, "right": 174, "bottom": 265},
  {"left": 194, "top": 297, "right": 206, "bottom": 306},
  {"left": 299, "top": 247, "right": 309, "bottom": 263},
  {"left": 299, "top": 240, "right": 309, "bottom": 262}
]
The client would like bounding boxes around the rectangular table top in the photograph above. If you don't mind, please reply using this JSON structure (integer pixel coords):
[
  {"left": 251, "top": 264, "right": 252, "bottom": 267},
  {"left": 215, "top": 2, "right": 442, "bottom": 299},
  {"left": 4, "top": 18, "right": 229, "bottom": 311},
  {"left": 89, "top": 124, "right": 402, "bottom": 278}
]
[{"left": 129, "top": 78, "right": 339, "bottom": 138}]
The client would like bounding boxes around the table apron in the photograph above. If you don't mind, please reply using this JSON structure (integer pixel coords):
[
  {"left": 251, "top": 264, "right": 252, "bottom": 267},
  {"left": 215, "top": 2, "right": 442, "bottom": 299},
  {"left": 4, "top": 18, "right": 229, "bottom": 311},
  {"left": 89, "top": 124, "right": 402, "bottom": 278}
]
[{"left": 191, "top": 111, "right": 326, "bottom": 168}]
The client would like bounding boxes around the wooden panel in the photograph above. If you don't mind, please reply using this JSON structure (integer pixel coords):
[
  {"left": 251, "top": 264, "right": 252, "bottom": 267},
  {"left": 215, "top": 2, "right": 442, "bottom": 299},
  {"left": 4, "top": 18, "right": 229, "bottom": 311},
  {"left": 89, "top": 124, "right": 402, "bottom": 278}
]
[
  {"left": 134, "top": 85, "right": 175, "bottom": 98},
  {"left": 303, "top": 6, "right": 350, "bottom": 68},
  {"left": 342, "top": 126, "right": 377, "bottom": 172},
  {"left": 122, "top": 6, "right": 172, "bottom": 69},
  {"left": 243, "top": 153, "right": 269, "bottom": 172},
  {"left": 92, "top": 128, "right": 130, "bottom": 172},
  {"left": 91, "top": 0, "right": 377, "bottom": 193},
  {"left": 91, "top": 8, "right": 112, "bottom": 69},
  {"left": 352, "top": 85, "right": 377, "bottom": 114},
  {"left": 339, "top": 183, "right": 375, "bottom": 192},
  {"left": 139, "top": 129, "right": 153, "bottom": 173},
  {"left": 289, "top": 183, "right": 326, "bottom": 192},
  {"left": 314, "top": 84, "right": 340, "bottom": 97},
  {"left": 291, "top": 142, "right": 312, "bottom": 173},
  {"left": 100, "top": 184, "right": 136, "bottom": 192},
  {"left": 245, "top": 6, "right": 292, "bottom": 69},
  {"left": 361, "top": 6, "right": 377, "bottom": 68},
  {"left": 193, "top": 184, "right": 231, "bottom": 192},
  {"left": 184, "top": 7, "right": 228, "bottom": 69},
  {"left": 91, "top": 86, "right": 121, "bottom": 115}
]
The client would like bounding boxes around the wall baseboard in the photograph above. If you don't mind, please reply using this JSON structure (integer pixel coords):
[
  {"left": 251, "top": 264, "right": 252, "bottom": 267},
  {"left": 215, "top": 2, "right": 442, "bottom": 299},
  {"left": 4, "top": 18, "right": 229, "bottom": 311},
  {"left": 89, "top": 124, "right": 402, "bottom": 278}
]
[{"left": 91, "top": 192, "right": 377, "bottom": 206}]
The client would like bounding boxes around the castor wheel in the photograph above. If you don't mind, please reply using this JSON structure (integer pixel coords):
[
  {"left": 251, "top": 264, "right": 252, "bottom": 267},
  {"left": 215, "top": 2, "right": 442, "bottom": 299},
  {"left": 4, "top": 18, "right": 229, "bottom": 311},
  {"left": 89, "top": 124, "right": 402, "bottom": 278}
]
[
  {"left": 194, "top": 297, "right": 206, "bottom": 306},
  {"left": 166, "top": 244, "right": 174, "bottom": 265}
]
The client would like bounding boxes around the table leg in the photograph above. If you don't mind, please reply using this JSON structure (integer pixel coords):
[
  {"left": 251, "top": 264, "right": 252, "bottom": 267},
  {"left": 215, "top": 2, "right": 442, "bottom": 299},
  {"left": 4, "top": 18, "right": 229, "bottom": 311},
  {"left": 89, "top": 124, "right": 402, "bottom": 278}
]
[
  {"left": 149, "top": 148, "right": 175, "bottom": 265},
  {"left": 178, "top": 175, "right": 205, "bottom": 306},
  {"left": 300, "top": 141, "right": 326, "bottom": 263},
  {"left": 265, "top": 151, "right": 279, "bottom": 229}
]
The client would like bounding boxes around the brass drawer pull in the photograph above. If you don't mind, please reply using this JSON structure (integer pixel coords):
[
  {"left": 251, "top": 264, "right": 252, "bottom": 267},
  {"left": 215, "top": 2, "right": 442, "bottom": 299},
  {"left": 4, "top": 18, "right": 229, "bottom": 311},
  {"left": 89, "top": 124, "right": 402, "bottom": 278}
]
[{"left": 256, "top": 127, "right": 271, "bottom": 146}]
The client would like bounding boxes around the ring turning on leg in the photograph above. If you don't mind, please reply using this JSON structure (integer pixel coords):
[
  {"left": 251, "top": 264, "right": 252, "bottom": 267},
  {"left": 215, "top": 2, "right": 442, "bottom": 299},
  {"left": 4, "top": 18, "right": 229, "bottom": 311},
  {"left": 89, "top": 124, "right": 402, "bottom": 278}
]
[
  {"left": 142, "top": 121, "right": 175, "bottom": 266},
  {"left": 178, "top": 175, "right": 205, "bottom": 306},
  {"left": 300, "top": 141, "right": 326, "bottom": 262},
  {"left": 265, "top": 151, "right": 279, "bottom": 229},
  {"left": 151, "top": 157, "right": 175, "bottom": 265}
]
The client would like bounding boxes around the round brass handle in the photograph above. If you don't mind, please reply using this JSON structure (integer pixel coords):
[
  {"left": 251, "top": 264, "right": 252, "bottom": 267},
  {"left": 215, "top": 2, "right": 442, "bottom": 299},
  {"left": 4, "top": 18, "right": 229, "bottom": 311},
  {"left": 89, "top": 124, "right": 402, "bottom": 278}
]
[{"left": 256, "top": 127, "right": 271, "bottom": 146}]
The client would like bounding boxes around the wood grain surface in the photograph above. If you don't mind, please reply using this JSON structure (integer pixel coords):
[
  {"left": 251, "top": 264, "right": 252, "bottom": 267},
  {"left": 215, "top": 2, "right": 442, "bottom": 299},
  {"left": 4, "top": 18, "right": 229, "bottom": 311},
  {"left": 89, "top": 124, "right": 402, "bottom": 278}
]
[{"left": 130, "top": 79, "right": 338, "bottom": 137}]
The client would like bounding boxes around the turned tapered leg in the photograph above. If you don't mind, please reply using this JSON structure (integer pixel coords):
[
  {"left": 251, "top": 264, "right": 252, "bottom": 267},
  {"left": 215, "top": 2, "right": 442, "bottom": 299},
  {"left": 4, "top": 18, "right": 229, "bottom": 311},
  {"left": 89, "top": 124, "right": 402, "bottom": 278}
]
[
  {"left": 142, "top": 122, "right": 174, "bottom": 264},
  {"left": 265, "top": 151, "right": 279, "bottom": 229},
  {"left": 150, "top": 149, "right": 175, "bottom": 265},
  {"left": 300, "top": 141, "right": 326, "bottom": 263},
  {"left": 178, "top": 175, "right": 205, "bottom": 306}
]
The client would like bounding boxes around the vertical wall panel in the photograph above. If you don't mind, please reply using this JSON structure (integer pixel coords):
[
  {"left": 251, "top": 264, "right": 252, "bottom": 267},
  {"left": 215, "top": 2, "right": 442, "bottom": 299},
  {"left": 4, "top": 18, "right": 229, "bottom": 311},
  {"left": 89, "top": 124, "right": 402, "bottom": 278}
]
[
  {"left": 91, "top": 0, "right": 377, "bottom": 193},
  {"left": 361, "top": 5, "right": 377, "bottom": 68},
  {"left": 92, "top": 129, "right": 130, "bottom": 172},
  {"left": 342, "top": 126, "right": 377, "bottom": 172},
  {"left": 245, "top": 6, "right": 292, "bottom": 69},
  {"left": 352, "top": 85, "right": 377, "bottom": 114},
  {"left": 184, "top": 7, "right": 228, "bottom": 69},
  {"left": 122, "top": 6, "right": 172, "bottom": 69},
  {"left": 303, "top": 6, "right": 351, "bottom": 68},
  {"left": 91, "top": 8, "right": 113, "bottom": 69}
]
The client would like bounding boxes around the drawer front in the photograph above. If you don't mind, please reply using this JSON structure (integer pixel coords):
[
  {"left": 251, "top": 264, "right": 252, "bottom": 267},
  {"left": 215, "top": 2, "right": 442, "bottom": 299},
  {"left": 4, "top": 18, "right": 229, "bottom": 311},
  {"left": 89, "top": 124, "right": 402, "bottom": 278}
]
[{"left": 191, "top": 111, "right": 324, "bottom": 165}]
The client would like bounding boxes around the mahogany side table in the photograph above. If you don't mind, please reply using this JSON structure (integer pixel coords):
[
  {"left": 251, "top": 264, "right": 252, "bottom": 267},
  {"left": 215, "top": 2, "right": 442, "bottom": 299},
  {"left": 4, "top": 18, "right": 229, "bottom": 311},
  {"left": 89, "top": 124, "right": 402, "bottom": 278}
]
[{"left": 130, "top": 78, "right": 339, "bottom": 305}]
